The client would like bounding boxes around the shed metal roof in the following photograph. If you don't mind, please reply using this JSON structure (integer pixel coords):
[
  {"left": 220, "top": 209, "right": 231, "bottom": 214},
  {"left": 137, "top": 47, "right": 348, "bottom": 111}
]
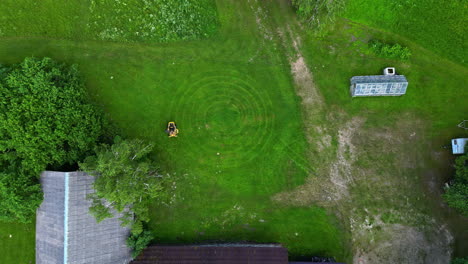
[
  {"left": 351, "top": 75, "right": 408, "bottom": 84},
  {"left": 36, "top": 171, "right": 132, "bottom": 264}
]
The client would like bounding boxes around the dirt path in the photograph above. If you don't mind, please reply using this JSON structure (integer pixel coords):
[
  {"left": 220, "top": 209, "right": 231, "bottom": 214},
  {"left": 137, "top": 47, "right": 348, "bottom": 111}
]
[{"left": 261, "top": 1, "right": 455, "bottom": 263}]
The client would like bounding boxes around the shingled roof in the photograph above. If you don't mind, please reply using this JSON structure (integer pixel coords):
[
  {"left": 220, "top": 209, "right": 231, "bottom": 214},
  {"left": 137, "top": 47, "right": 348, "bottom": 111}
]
[
  {"left": 36, "top": 171, "right": 132, "bottom": 264},
  {"left": 130, "top": 244, "right": 289, "bottom": 264}
]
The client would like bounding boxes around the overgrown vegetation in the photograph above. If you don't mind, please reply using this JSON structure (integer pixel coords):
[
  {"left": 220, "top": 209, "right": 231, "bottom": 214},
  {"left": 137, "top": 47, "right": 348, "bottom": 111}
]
[
  {"left": 127, "top": 229, "right": 154, "bottom": 258},
  {"left": 88, "top": 0, "right": 218, "bottom": 42},
  {"left": 0, "top": 57, "right": 103, "bottom": 223},
  {"left": 369, "top": 40, "right": 411, "bottom": 60},
  {"left": 291, "top": 0, "right": 345, "bottom": 29},
  {"left": 0, "top": 0, "right": 219, "bottom": 43},
  {"left": 80, "top": 137, "right": 163, "bottom": 228},
  {"left": 300, "top": 6, "right": 468, "bottom": 260},
  {"left": 444, "top": 154, "right": 468, "bottom": 216},
  {"left": 451, "top": 257, "right": 468, "bottom": 264}
]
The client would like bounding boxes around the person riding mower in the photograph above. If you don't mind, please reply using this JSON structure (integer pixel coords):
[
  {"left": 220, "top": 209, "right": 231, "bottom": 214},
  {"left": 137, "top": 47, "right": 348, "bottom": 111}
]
[{"left": 165, "top": 122, "right": 179, "bottom": 137}]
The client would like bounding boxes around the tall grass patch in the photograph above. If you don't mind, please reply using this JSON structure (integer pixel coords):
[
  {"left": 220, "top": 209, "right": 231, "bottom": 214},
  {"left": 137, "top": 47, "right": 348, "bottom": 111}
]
[
  {"left": 88, "top": 0, "right": 219, "bottom": 42},
  {"left": 0, "top": 0, "right": 219, "bottom": 42}
]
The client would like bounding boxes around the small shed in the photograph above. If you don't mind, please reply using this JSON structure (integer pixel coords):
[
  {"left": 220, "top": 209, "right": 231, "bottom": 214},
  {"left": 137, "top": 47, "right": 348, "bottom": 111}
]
[
  {"left": 350, "top": 68, "right": 408, "bottom": 97},
  {"left": 451, "top": 138, "right": 468, "bottom": 154}
]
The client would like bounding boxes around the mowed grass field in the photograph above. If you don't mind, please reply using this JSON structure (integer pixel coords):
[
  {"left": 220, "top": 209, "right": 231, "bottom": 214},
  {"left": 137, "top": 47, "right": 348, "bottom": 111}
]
[
  {"left": 0, "top": 221, "right": 35, "bottom": 263},
  {"left": 0, "top": 0, "right": 347, "bottom": 263}
]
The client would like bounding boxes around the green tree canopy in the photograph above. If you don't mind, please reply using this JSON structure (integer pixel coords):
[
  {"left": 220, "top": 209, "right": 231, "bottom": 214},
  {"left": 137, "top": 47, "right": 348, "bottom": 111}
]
[
  {"left": 0, "top": 57, "right": 103, "bottom": 174},
  {"left": 444, "top": 154, "right": 468, "bottom": 216},
  {"left": 79, "top": 137, "right": 162, "bottom": 224},
  {"left": 0, "top": 172, "right": 42, "bottom": 223},
  {"left": 0, "top": 57, "right": 104, "bottom": 222}
]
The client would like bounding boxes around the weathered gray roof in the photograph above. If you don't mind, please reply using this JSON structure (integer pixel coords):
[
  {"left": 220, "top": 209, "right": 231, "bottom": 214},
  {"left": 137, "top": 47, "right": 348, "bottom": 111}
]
[
  {"left": 36, "top": 171, "right": 132, "bottom": 264},
  {"left": 350, "top": 75, "right": 408, "bottom": 97},
  {"left": 351, "top": 75, "right": 408, "bottom": 84}
]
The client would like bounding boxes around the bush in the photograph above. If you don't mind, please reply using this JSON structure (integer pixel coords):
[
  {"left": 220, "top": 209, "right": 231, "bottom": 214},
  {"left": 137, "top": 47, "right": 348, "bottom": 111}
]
[
  {"left": 291, "top": 0, "right": 345, "bottom": 30},
  {"left": 0, "top": 57, "right": 103, "bottom": 222},
  {"left": 443, "top": 154, "right": 468, "bottom": 216},
  {"left": 127, "top": 230, "right": 154, "bottom": 259},
  {"left": 369, "top": 40, "right": 412, "bottom": 60},
  {"left": 452, "top": 257, "right": 468, "bottom": 264}
]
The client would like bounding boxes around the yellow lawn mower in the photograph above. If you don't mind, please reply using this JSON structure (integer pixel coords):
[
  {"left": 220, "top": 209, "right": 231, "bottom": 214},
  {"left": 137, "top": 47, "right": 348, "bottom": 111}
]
[{"left": 165, "top": 121, "right": 179, "bottom": 137}]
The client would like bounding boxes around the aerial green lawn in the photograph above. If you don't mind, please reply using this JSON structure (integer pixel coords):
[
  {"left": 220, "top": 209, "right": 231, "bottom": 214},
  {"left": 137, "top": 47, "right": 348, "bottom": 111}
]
[
  {"left": 344, "top": 0, "right": 466, "bottom": 65},
  {"left": 0, "top": 221, "right": 35, "bottom": 263},
  {"left": 0, "top": 0, "right": 347, "bottom": 262},
  {"left": 0, "top": 0, "right": 466, "bottom": 263}
]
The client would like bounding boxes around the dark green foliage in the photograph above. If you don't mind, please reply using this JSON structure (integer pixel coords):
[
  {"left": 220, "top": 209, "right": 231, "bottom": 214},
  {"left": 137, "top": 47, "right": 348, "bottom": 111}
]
[
  {"left": 0, "top": 57, "right": 103, "bottom": 223},
  {"left": 444, "top": 155, "right": 468, "bottom": 216},
  {"left": 291, "top": 0, "right": 345, "bottom": 29},
  {"left": 126, "top": 230, "right": 153, "bottom": 259},
  {"left": 80, "top": 137, "right": 162, "bottom": 224},
  {"left": 369, "top": 40, "right": 411, "bottom": 60},
  {"left": 130, "top": 220, "right": 144, "bottom": 236},
  {"left": 0, "top": 173, "right": 42, "bottom": 223},
  {"left": 452, "top": 258, "right": 468, "bottom": 264},
  {"left": 0, "top": 57, "right": 102, "bottom": 174}
]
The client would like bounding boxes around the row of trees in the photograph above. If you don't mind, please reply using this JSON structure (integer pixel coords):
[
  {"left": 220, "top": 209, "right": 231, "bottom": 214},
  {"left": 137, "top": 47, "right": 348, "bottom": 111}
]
[{"left": 0, "top": 57, "right": 160, "bottom": 257}]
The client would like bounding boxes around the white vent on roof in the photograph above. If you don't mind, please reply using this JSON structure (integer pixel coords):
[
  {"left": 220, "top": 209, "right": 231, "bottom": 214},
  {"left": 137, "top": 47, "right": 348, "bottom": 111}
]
[{"left": 384, "top": 67, "right": 396, "bottom": 75}]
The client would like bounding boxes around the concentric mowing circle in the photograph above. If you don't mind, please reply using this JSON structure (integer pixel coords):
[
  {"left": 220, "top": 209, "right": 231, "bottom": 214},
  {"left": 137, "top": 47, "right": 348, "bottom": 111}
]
[{"left": 169, "top": 71, "right": 275, "bottom": 168}]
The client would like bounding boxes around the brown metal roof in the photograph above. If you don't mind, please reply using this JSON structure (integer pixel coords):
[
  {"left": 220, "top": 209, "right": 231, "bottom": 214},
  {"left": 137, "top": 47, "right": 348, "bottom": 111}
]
[{"left": 130, "top": 244, "right": 288, "bottom": 264}]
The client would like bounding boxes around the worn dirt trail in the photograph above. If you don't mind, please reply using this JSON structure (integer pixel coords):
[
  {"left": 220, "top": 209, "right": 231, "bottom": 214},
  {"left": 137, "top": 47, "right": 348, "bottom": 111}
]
[{"left": 258, "top": 1, "right": 455, "bottom": 263}]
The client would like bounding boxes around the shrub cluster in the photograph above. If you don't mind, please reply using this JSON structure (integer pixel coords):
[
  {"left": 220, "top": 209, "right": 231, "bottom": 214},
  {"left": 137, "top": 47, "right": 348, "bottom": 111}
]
[
  {"left": 369, "top": 40, "right": 412, "bottom": 60},
  {"left": 443, "top": 154, "right": 468, "bottom": 216},
  {"left": 127, "top": 229, "right": 154, "bottom": 258}
]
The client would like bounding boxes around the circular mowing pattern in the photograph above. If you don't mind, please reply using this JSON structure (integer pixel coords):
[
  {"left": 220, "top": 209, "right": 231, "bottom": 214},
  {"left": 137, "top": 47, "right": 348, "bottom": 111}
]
[{"left": 169, "top": 71, "right": 275, "bottom": 168}]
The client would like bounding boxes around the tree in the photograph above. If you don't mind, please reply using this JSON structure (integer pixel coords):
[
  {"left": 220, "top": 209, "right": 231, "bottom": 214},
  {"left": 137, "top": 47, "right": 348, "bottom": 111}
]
[
  {"left": 0, "top": 57, "right": 103, "bottom": 222},
  {"left": 443, "top": 154, "right": 468, "bottom": 216},
  {"left": 79, "top": 137, "right": 162, "bottom": 224},
  {"left": 0, "top": 172, "right": 42, "bottom": 223},
  {"left": 0, "top": 57, "right": 103, "bottom": 173}
]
